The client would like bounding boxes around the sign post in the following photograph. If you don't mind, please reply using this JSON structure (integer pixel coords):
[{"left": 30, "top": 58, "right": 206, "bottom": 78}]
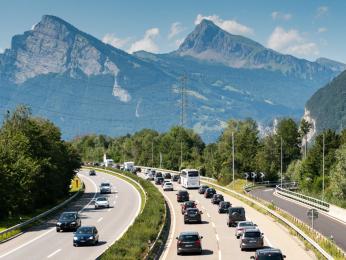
[
  {"left": 307, "top": 208, "right": 319, "bottom": 229},
  {"left": 259, "top": 172, "right": 265, "bottom": 183},
  {"left": 244, "top": 172, "right": 249, "bottom": 185},
  {"left": 251, "top": 172, "right": 257, "bottom": 186}
]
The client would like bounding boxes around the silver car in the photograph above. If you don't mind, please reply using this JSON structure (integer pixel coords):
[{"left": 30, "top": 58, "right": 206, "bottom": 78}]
[
  {"left": 100, "top": 182, "right": 112, "bottom": 194},
  {"left": 235, "top": 221, "right": 257, "bottom": 239},
  {"left": 94, "top": 197, "right": 110, "bottom": 209},
  {"left": 240, "top": 229, "right": 264, "bottom": 251}
]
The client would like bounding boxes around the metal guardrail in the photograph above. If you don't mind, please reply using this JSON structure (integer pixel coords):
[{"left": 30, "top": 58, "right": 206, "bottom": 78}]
[
  {"left": 0, "top": 179, "right": 84, "bottom": 242},
  {"left": 275, "top": 185, "right": 330, "bottom": 212}
]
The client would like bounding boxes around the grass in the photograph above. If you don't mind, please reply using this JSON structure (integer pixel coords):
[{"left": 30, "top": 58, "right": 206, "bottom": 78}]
[{"left": 87, "top": 167, "right": 166, "bottom": 260}]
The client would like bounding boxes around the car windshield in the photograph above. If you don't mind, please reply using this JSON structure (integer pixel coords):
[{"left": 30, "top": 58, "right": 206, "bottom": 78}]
[
  {"left": 230, "top": 208, "right": 243, "bottom": 214},
  {"left": 187, "top": 209, "right": 199, "bottom": 214},
  {"left": 244, "top": 231, "right": 261, "bottom": 238},
  {"left": 165, "top": 182, "right": 172, "bottom": 186},
  {"left": 239, "top": 222, "right": 254, "bottom": 227},
  {"left": 186, "top": 201, "right": 195, "bottom": 207},
  {"left": 257, "top": 253, "right": 283, "bottom": 260},
  {"left": 97, "top": 197, "right": 107, "bottom": 201},
  {"left": 101, "top": 183, "right": 110, "bottom": 187},
  {"left": 188, "top": 171, "right": 199, "bottom": 177},
  {"left": 76, "top": 227, "right": 93, "bottom": 234},
  {"left": 60, "top": 213, "right": 76, "bottom": 221},
  {"left": 180, "top": 234, "right": 199, "bottom": 241}
]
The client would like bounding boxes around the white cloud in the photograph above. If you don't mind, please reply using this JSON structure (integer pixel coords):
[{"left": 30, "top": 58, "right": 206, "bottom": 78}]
[
  {"left": 316, "top": 6, "right": 328, "bottom": 18},
  {"left": 317, "top": 27, "right": 327, "bottom": 33},
  {"left": 168, "top": 22, "right": 184, "bottom": 39},
  {"left": 271, "top": 11, "right": 292, "bottom": 21},
  {"left": 195, "top": 14, "right": 254, "bottom": 36},
  {"left": 0, "top": 48, "right": 4, "bottom": 54},
  {"left": 128, "top": 28, "right": 160, "bottom": 53},
  {"left": 267, "top": 27, "right": 319, "bottom": 58},
  {"left": 102, "top": 33, "right": 130, "bottom": 49}
]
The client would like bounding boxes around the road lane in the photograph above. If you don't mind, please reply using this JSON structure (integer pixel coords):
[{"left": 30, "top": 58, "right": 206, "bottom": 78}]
[{"left": 0, "top": 169, "right": 141, "bottom": 260}]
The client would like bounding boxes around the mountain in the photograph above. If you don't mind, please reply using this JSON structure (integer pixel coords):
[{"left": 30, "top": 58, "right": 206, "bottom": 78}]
[
  {"left": 315, "top": 57, "right": 346, "bottom": 72},
  {"left": 0, "top": 16, "right": 343, "bottom": 142},
  {"left": 304, "top": 70, "right": 346, "bottom": 136}
]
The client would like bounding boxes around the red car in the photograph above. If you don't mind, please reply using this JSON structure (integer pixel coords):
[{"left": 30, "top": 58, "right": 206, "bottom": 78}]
[{"left": 181, "top": 200, "right": 197, "bottom": 214}]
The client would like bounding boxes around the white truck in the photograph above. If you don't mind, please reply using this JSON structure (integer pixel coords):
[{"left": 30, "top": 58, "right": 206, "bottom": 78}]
[{"left": 124, "top": 161, "right": 134, "bottom": 171}]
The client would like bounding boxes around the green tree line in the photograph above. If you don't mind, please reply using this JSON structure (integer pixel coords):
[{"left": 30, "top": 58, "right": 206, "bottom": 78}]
[{"left": 0, "top": 106, "right": 81, "bottom": 219}]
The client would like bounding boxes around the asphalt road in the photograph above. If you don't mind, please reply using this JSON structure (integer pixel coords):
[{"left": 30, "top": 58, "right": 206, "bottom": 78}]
[
  {"left": 0, "top": 169, "right": 141, "bottom": 260},
  {"left": 250, "top": 188, "right": 346, "bottom": 252},
  {"left": 139, "top": 173, "right": 315, "bottom": 260}
]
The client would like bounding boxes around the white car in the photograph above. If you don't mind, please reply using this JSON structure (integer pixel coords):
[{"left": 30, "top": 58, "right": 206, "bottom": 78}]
[
  {"left": 163, "top": 181, "right": 174, "bottom": 191},
  {"left": 145, "top": 173, "right": 154, "bottom": 181},
  {"left": 94, "top": 197, "right": 110, "bottom": 209}
]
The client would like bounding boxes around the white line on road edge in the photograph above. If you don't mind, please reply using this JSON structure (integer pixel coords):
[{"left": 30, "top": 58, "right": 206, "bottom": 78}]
[
  {"left": 79, "top": 174, "right": 98, "bottom": 213},
  {"left": 0, "top": 173, "right": 98, "bottom": 259},
  {"left": 264, "top": 236, "right": 273, "bottom": 248},
  {"left": 161, "top": 191, "right": 176, "bottom": 260},
  {"left": 97, "top": 217, "right": 103, "bottom": 223},
  {"left": 211, "top": 222, "right": 216, "bottom": 228},
  {"left": 215, "top": 234, "right": 219, "bottom": 241},
  {"left": 207, "top": 212, "right": 211, "bottom": 218},
  {"left": 218, "top": 249, "right": 222, "bottom": 260},
  {"left": 47, "top": 249, "right": 61, "bottom": 258}
]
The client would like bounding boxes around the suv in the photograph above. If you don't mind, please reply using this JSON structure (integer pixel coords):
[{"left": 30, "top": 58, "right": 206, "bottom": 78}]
[
  {"left": 235, "top": 221, "right": 257, "bottom": 238},
  {"left": 56, "top": 212, "right": 81, "bottom": 232},
  {"left": 171, "top": 174, "right": 180, "bottom": 182},
  {"left": 218, "top": 201, "right": 232, "bottom": 213},
  {"left": 240, "top": 229, "right": 264, "bottom": 251},
  {"left": 155, "top": 176, "right": 164, "bottom": 185},
  {"left": 251, "top": 248, "right": 286, "bottom": 259},
  {"left": 176, "top": 190, "right": 189, "bottom": 202},
  {"left": 176, "top": 231, "right": 203, "bottom": 255},
  {"left": 227, "top": 207, "right": 246, "bottom": 227},
  {"left": 181, "top": 200, "right": 197, "bottom": 214},
  {"left": 164, "top": 172, "right": 172, "bottom": 179},
  {"left": 184, "top": 208, "right": 203, "bottom": 224},
  {"left": 204, "top": 188, "right": 216, "bottom": 198},
  {"left": 198, "top": 185, "right": 209, "bottom": 194},
  {"left": 100, "top": 182, "right": 112, "bottom": 194},
  {"left": 89, "top": 169, "right": 96, "bottom": 176},
  {"left": 155, "top": 172, "right": 163, "bottom": 178},
  {"left": 211, "top": 194, "right": 224, "bottom": 204}
]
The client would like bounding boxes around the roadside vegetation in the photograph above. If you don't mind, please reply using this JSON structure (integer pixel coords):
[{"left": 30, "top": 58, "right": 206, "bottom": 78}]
[{"left": 0, "top": 105, "right": 81, "bottom": 223}]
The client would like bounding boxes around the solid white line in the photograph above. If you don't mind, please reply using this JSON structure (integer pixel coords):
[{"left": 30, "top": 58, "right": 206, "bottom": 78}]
[
  {"left": 264, "top": 236, "right": 273, "bottom": 248},
  {"left": 218, "top": 249, "right": 222, "bottom": 260},
  {"left": 207, "top": 212, "right": 211, "bottom": 218},
  {"left": 215, "top": 234, "right": 219, "bottom": 241},
  {"left": 211, "top": 222, "right": 216, "bottom": 228},
  {"left": 97, "top": 217, "right": 103, "bottom": 223},
  {"left": 79, "top": 174, "right": 98, "bottom": 213},
  {"left": 161, "top": 192, "right": 176, "bottom": 260},
  {"left": 0, "top": 173, "right": 98, "bottom": 259},
  {"left": 47, "top": 249, "right": 61, "bottom": 258}
]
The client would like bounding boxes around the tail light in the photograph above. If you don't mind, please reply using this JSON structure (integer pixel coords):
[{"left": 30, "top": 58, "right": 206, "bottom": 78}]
[{"left": 195, "top": 240, "right": 201, "bottom": 246}]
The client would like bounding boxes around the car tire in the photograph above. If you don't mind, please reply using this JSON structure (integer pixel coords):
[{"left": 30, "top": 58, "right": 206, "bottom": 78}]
[
  {"left": 237, "top": 235, "right": 240, "bottom": 239},
  {"left": 73, "top": 243, "right": 77, "bottom": 247},
  {"left": 227, "top": 222, "right": 231, "bottom": 227},
  {"left": 56, "top": 228, "right": 60, "bottom": 232}
]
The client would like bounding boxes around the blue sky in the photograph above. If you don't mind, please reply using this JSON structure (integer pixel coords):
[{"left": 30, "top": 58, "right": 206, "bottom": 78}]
[{"left": 1, "top": 0, "right": 346, "bottom": 62}]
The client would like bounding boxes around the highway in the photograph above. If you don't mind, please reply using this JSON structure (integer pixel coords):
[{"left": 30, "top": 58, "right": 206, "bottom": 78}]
[
  {"left": 139, "top": 172, "right": 315, "bottom": 260},
  {"left": 250, "top": 188, "right": 346, "bottom": 252},
  {"left": 0, "top": 169, "right": 141, "bottom": 260}
]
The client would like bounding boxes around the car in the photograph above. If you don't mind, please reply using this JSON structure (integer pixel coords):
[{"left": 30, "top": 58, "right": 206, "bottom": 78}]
[
  {"left": 100, "top": 182, "right": 112, "bottom": 194},
  {"left": 184, "top": 208, "right": 203, "bottom": 224},
  {"left": 176, "top": 231, "right": 203, "bottom": 255},
  {"left": 171, "top": 174, "right": 180, "bottom": 182},
  {"left": 155, "top": 176, "right": 164, "bottom": 185},
  {"left": 89, "top": 169, "right": 96, "bottom": 176},
  {"left": 235, "top": 221, "right": 257, "bottom": 238},
  {"left": 198, "top": 185, "right": 209, "bottom": 194},
  {"left": 176, "top": 190, "right": 189, "bottom": 202},
  {"left": 73, "top": 226, "right": 99, "bottom": 247},
  {"left": 94, "top": 197, "right": 110, "bottom": 209},
  {"left": 164, "top": 172, "right": 172, "bottom": 179},
  {"left": 218, "top": 201, "right": 232, "bottom": 213},
  {"left": 163, "top": 181, "right": 174, "bottom": 191},
  {"left": 56, "top": 212, "right": 81, "bottom": 232},
  {"left": 161, "top": 180, "right": 170, "bottom": 187},
  {"left": 181, "top": 200, "right": 197, "bottom": 214},
  {"left": 227, "top": 207, "right": 246, "bottom": 227},
  {"left": 145, "top": 168, "right": 151, "bottom": 174},
  {"left": 155, "top": 172, "right": 163, "bottom": 178},
  {"left": 211, "top": 194, "right": 224, "bottom": 204},
  {"left": 250, "top": 248, "right": 286, "bottom": 259},
  {"left": 204, "top": 188, "right": 216, "bottom": 198},
  {"left": 240, "top": 229, "right": 264, "bottom": 251}
]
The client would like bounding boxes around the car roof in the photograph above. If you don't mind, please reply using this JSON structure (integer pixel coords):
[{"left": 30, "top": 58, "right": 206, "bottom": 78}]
[
  {"left": 256, "top": 248, "right": 282, "bottom": 254},
  {"left": 179, "top": 231, "right": 199, "bottom": 236},
  {"left": 78, "top": 226, "right": 95, "bottom": 230},
  {"left": 62, "top": 211, "right": 77, "bottom": 214},
  {"left": 244, "top": 228, "right": 260, "bottom": 233}
]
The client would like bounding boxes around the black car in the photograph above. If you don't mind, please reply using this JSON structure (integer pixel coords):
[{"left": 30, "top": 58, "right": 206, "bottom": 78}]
[
  {"left": 56, "top": 212, "right": 81, "bottom": 232},
  {"left": 204, "top": 188, "right": 216, "bottom": 198},
  {"left": 251, "top": 248, "right": 286, "bottom": 259},
  {"left": 171, "top": 174, "right": 180, "bottom": 182},
  {"left": 211, "top": 194, "right": 224, "bottom": 204},
  {"left": 155, "top": 172, "right": 163, "bottom": 178},
  {"left": 176, "top": 190, "right": 189, "bottom": 202},
  {"left": 73, "top": 226, "right": 99, "bottom": 247},
  {"left": 227, "top": 207, "right": 246, "bottom": 227},
  {"left": 164, "top": 172, "right": 172, "bottom": 179},
  {"left": 89, "top": 169, "right": 96, "bottom": 176},
  {"left": 181, "top": 200, "right": 197, "bottom": 214},
  {"left": 218, "top": 201, "right": 232, "bottom": 213},
  {"left": 155, "top": 177, "right": 164, "bottom": 185},
  {"left": 184, "top": 208, "right": 202, "bottom": 224},
  {"left": 198, "top": 185, "right": 209, "bottom": 194},
  {"left": 176, "top": 231, "right": 203, "bottom": 255}
]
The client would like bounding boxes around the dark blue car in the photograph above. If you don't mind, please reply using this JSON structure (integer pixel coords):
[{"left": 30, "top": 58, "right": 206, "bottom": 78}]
[{"left": 73, "top": 226, "right": 99, "bottom": 247}]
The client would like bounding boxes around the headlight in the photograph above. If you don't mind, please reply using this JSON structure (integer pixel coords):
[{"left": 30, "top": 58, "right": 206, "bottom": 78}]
[
  {"left": 73, "top": 237, "right": 78, "bottom": 240},
  {"left": 88, "top": 236, "right": 94, "bottom": 240},
  {"left": 71, "top": 222, "right": 76, "bottom": 225},
  {"left": 56, "top": 222, "right": 61, "bottom": 225}
]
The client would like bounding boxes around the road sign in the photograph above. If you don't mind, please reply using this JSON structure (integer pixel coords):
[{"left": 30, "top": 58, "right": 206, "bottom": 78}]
[
  {"left": 307, "top": 208, "right": 319, "bottom": 219},
  {"left": 251, "top": 172, "right": 257, "bottom": 178},
  {"left": 259, "top": 172, "right": 265, "bottom": 178},
  {"left": 244, "top": 172, "right": 249, "bottom": 179}
]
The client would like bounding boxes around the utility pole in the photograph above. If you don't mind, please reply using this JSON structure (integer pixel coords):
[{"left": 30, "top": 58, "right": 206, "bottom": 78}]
[
  {"left": 322, "top": 133, "right": 325, "bottom": 200},
  {"left": 159, "top": 152, "right": 162, "bottom": 169},
  {"left": 232, "top": 132, "right": 235, "bottom": 188},
  {"left": 281, "top": 136, "right": 283, "bottom": 187},
  {"left": 180, "top": 74, "right": 187, "bottom": 170},
  {"left": 151, "top": 140, "right": 154, "bottom": 167}
]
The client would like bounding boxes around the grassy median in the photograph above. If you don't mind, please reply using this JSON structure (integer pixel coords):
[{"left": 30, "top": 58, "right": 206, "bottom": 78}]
[{"left": 95, "top": 168, "right": 166, "bottom": 260}]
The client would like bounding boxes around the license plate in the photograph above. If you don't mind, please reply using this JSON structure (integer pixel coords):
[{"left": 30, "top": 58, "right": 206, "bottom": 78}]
[
  {"left": 185, "top": 244, "right": 193, "bottom": 247},
  {"left": 80, "top": 240, "right": 85, "bottom": 242},
  {"left": 250, "top": 240, "right": 256, "bottom": 243}
]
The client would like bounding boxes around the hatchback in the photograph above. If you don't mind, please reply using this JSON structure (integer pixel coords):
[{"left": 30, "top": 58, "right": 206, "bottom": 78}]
[
  {"left": 204, "top": 188, "right": 216, "bottom": 198},
  {"left": 211, "top": 194, "right": 224, "bottom": 204},
  {"left": 176, "top": 190, "right": 189, "bottom": 202},
  {"left": 218, "top": 201, "right": 232, "bottom": 213},
  {"left": 184, "top": 208, "right": 203, "bottom": 224},
  {"left": 198, "top": 185, "right": 209, "bottom": 194},
  {"left": 73, "top": 226, "right": 99, "bottom": 247},
  {"left": 235, "top": 221, "right": 257, "bottom": 238},
  {"left": 181, "top": 200, "right": 197, "bottom": 214}
]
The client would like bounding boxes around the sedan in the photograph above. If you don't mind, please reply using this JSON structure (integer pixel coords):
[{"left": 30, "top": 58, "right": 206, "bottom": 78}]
[
  {"left": 73, "top": 226, "right": 99, "bottom": 247},
  {"left": 211, "top": 194, "right": 224, "bottom": 204},
  {"left": 198, "top": 185, "right": 209, "bottom": 194},
  {"left": 163, "top": 181, "right": 174, "bottom": 191},
  {"left": 94, "top": 197, "right": 110, "bottom": 209},
  {"left": 235, "top": 221, "right": 257, "bottom": 238}
]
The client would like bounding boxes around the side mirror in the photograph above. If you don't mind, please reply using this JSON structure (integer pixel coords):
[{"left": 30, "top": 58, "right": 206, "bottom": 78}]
[
  {"left": 261, "top": 233, "right": 264, "bottom": 236},
  {"left": 200, "top": 236, "right": 203, "bottom": 239},
  {"left": 200, "top": 211, "right": 203, "bottom": 214},
  {"left": 283, "top": 256, "right": 286, "bottom": 258},
  {"left": 250, "top": 257, "right": 255, "bottom": 259},
  {"left": 176, "top": 237, "right": 179, "bottom": 240}
]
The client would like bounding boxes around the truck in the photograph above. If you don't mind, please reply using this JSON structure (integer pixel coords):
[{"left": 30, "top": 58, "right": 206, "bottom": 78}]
[{"left": 124, "top": 161, "right": 134, "bottom": 171}]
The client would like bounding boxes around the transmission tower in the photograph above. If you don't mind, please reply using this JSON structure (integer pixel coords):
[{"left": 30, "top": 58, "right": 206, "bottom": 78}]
[{"left": 180, "top": 74, "right": 187, "bottom": 170}]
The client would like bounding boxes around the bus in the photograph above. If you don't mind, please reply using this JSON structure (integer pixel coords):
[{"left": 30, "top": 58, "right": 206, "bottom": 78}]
[{"left": 180, "top": 169, "right": 200, "bottom": 189}]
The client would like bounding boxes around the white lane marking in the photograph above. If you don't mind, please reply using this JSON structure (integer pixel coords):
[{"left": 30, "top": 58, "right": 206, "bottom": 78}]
[
  {"left": 196, "top": 200, "right": 199, "bottom": 203},
  {"left": 107, "top": 208, "right": 112, "bottom": 212},
  {"left": 264, "top": 189, "right": 273, "bottom": 192},
  {"left": 97, "top": 217, "right": 103, "bottom": 223},
  {"left": 79, "top": 175, "right": 98, "bottom": 213},
  {"left": 47, "top": 249, "right": 61, "bottom": 258},
  {"left": 0, "top": 173, "right": 98, "bottom": 259},
  {"left": 202, "top": 206, "right": 206, "bottom": 210},
  {"left": 211, "top": 222, "right": 216, "bottom": 228},
  {"left": 161, "top": 192, "right": 176, "bottom": 260},
  {"left": 215, "top": 234, "right": 219, "bottom": 241},
  {"left": 218, "top": 249, "right": 222, "bottom": 260},
  {"left": 264, "top": 236, "right": 273, "bottom": 247},
  {"left": 207, "top": 212, "right": 211, "bottom": 218}
]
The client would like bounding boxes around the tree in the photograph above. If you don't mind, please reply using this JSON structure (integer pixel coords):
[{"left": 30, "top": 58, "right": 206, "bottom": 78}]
[
  {"left": 299, "top": 119, "right": 312, "bottom": 158},
  {"left": 327, "top": 145, "right": 346, "bottom": 200}
]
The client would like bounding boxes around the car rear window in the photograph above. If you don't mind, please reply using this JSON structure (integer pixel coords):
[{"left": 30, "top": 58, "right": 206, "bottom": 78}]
[
  {"left": 76, "top": 227, "right": 93, "bottom": 234},
  {"left": 101, "top": 183, "right": 110, "bottom": 187},
  {"left": 180, "top": 234, "right": 199, "bottom": 241},
  {"left": 187, "top": 209, "right": 199, "bottom": 214},
  {"left": 244, "top": 231, "right": 261, "bottom": 238},
  {"left": 230, "top": 208, "right": 244, "bottom": 214},
  {"left": 186, "top": 201, "right": 195, "bottom": 207},
  {"left": 239, "top": 222, "right": 253, "bottom": 227},
  {"left": 179, "top": 191, "right": 188, "bottom": 195},
  {"left": 97, "top": 197, "right": 107, "bottom": 201},
  {"left": 258, "top": 253, "right": 283, "bottom": 260}
]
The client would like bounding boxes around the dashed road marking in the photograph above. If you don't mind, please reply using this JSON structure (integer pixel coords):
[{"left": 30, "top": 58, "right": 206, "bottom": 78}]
[
  {"left": 97, "top": 217, "right": 103, "bottom": 223},
  {"left": 215, "top": 234, "right": 219, "bottom": 241},
  {"left": 212, "top": 222, "right": 216, "bottom": 228},
  {"left": 47, "top": 249, "right": 61, "bottom": 258},
  {"left": 207, "top": 212, "right": 211, "bottom": 218}
]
